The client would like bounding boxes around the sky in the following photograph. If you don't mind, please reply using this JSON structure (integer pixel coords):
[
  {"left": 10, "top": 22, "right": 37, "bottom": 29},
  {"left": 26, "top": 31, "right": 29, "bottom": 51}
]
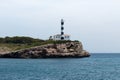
[{"left": 0, "top": 0, "right": 120, "bottom": 53}]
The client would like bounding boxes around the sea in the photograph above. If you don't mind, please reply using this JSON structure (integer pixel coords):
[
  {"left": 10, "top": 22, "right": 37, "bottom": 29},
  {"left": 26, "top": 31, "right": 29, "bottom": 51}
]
[{"left": 0, "top": 53, "right": 120, "bottom": 80}]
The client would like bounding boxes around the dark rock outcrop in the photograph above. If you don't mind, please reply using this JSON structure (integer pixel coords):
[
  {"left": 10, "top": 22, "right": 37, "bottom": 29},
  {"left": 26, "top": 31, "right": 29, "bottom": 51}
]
[{"left": 0, "top": 42, "right": 90, "bottom": 58}]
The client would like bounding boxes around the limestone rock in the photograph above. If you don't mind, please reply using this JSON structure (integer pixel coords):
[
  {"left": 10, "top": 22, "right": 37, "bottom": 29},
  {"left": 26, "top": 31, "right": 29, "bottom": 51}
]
[{"left": 0, "top": 41, "right": 90, "bottom": 58}]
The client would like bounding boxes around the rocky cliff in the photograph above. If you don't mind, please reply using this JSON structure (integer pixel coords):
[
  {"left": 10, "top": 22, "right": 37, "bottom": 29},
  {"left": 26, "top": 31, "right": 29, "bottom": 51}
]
[{"left": 0, "top": 41, "right": 90, "bottom": 58}]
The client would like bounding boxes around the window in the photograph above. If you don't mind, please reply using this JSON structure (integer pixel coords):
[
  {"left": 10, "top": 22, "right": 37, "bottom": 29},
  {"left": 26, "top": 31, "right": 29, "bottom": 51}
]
[{"left": 65, "top": 36, "right": 68, "bottom": 38}]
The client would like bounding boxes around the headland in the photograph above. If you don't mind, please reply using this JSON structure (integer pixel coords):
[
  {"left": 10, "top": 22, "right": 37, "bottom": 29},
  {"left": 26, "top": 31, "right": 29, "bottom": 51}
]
[{"left": 0, "top": 36, "right": 90, "bottom": 58}]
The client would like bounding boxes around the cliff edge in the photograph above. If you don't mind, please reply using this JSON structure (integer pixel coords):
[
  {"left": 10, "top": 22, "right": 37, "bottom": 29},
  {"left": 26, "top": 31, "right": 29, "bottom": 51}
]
[{"left": 0, "top": 41, "right": 90, "bottom": 58}]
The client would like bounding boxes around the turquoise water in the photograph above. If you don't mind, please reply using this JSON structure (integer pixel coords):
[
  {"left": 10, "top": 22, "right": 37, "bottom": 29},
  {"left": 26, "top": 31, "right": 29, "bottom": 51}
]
[{"left": 0, "top": 53, "right": 120, "bottom": 80}]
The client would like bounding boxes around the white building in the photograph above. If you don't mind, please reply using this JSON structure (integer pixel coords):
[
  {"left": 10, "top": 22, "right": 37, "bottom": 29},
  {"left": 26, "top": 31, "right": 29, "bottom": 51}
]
[{"left": 53, "top": 34, "right": 70, "bottom": 41}]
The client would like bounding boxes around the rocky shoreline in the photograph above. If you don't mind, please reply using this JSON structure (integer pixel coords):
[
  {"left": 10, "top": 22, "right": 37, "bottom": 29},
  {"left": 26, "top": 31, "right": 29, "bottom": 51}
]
[{"left": 0, "top": 41, "right": 90, "bottom": 58}]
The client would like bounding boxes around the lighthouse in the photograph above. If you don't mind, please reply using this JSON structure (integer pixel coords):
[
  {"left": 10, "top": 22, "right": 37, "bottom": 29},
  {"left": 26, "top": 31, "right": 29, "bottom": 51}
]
[
  {"left": 52, "top": 19, "right": 70, "bottom": 41},
  {"left": 61, "top": 19, "right": 64, "bottom": 40}
]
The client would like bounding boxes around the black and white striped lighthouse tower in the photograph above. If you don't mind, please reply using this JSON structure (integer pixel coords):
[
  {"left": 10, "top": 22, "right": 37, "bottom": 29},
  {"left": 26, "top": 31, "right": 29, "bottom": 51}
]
[{"left": 61, "top": 19, "right": 64, "bottom": 40}]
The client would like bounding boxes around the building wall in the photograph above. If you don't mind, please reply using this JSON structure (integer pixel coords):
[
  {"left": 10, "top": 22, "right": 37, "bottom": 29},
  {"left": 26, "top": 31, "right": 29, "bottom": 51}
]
[
  {"left": 64, "top": 36, "right": 70, "bottom": 40},
  {"left": 53, "top": 34, "right": 70, "bottom": 40}
]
